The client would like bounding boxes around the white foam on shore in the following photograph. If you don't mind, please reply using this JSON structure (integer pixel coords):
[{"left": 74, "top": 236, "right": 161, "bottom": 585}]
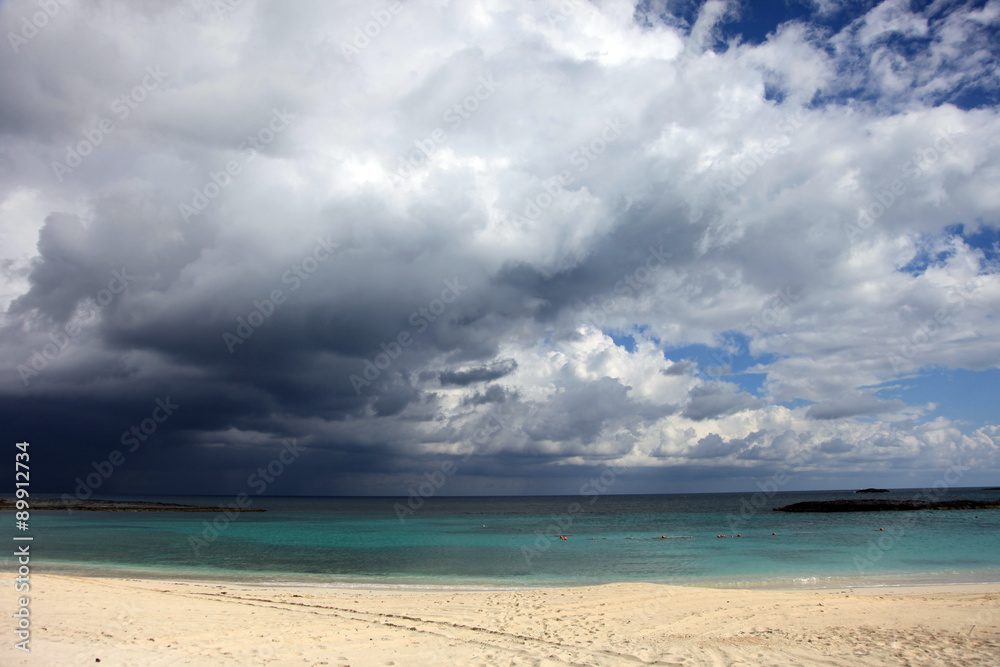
[{"left": 36, "top": 557, "right": 1000, "bottom": 592}]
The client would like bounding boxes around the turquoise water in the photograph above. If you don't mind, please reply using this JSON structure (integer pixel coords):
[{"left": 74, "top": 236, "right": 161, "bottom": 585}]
[{"left": 5, "top": 489, "right": 1000, "bottom": 589}]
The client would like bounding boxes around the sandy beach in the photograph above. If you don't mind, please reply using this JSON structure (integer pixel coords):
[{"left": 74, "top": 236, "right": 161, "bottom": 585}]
[{"left": 2, "top": 574, "right": 998, "bottom": 666}]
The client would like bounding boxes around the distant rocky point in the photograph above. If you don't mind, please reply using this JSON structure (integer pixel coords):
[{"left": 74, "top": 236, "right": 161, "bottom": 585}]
[
  {"left": 775, "top": 498, "right": 1000, "bottom": 512},
  {"left": 855, "top": 488, "right": 890, "bottom": 493},
  {"left": 0, "top": 498, "right": 265, "bottom": 512}
]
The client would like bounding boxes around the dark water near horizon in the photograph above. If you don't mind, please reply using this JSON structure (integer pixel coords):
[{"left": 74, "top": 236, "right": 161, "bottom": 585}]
[{"left": 4, "top": 488, "right": 1000, "bottom": 589}]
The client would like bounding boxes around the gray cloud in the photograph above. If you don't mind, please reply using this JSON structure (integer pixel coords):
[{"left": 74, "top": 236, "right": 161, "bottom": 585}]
[
  {"left": 462, "top": 384, "right": 516, "bottom": 406},
  {"left": 682, "top": 382, "right": 763, "bottom": 421},
  {"left": 1, "top": 0, "right": 999, "bottom": 496},
  {"left": 440, "top": 358, "right": 518, "bottom": 386}
]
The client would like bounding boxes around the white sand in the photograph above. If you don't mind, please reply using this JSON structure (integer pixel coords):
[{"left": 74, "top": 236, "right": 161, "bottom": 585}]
[{"left": 2, "top": 574, "right": 999, "bottom": 665}]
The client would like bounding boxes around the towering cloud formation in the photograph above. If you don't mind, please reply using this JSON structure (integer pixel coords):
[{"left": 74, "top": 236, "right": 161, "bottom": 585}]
[{"left": 1, "top": 0, "right": 998, "bottom": 495}]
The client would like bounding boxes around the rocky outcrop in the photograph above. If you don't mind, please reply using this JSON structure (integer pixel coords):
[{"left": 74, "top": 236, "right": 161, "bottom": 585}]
[
  {"left": 774, "top": 499, "right": 1000, "bottom": 512},
  {"left": 0, "top": 498, "right": 264, "bottom": 512}
]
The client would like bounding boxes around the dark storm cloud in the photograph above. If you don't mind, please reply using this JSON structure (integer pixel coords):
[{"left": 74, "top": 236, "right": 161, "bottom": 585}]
[
  {"left": 440, "top": 358, "right": 518, "bottom": 386},
  {"left": 1, "top": 0, "right": 999, "bottom": 497}
]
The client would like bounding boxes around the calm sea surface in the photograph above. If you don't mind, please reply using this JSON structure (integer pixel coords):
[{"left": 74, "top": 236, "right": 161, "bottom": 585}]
[{"left": 6, "top": 489, "right": 1000, "bottom": 589}]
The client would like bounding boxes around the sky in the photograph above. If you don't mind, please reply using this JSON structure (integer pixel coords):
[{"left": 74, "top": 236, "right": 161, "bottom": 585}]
[{"left": 1, "top": 0, "right": 999, "bottom": 497}]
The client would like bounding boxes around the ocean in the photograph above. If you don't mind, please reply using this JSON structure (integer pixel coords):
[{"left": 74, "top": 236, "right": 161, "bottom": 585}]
[{"left": 8, "top": 488, "right": 1000, "bottom": 589}]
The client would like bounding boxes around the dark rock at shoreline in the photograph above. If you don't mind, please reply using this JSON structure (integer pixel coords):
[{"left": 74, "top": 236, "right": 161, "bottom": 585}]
[
  {"left": 0, "top": 498, "right": 265, "bottom": 512},
  {"left": 774, "top": 498, "right": 1000, "bottom": 512},
  {"left": 855, "top": 488, "right": 890, "bottom": 493}
]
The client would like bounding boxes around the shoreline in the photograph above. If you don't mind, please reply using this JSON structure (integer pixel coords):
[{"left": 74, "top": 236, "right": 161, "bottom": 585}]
[
  {"left": 7, "top": 571, "right": 1000, "bottom": 593},
  {"left": 3, "top": 573, "right": 998, "bottom": 665},
  {"left": 32, "top": 559, "right": 1000, "bottom": 592}
]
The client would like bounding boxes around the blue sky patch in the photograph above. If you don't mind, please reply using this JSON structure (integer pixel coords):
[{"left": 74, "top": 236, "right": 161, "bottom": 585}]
[{"left": 872, "top": 368, "right": 1000, "bottom": 428}]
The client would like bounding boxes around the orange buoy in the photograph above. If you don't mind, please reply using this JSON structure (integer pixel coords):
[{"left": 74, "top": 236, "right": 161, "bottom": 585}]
[
  {"left": 661, "top": 535, "right": 667, "bottom": 539},
  {"left": 879, "top": 527, "right": 884, "bottom": 531},
  {"left": 772, "top": 532, "right": 776, "bottom": 535},
  {"left": 737, "top": 534, "right": 741, "bottom": 537}
]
